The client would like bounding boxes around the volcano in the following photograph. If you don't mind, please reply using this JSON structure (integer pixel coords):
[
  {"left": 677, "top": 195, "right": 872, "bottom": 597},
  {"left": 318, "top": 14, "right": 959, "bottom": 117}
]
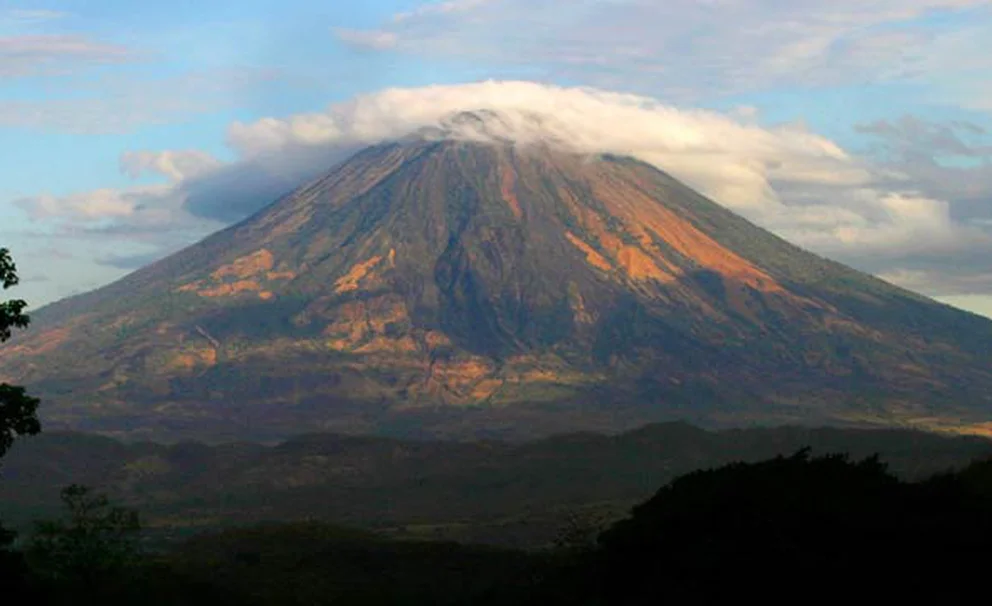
[{"left": 4, "top": 126, "right": 992, "bottom": 440}]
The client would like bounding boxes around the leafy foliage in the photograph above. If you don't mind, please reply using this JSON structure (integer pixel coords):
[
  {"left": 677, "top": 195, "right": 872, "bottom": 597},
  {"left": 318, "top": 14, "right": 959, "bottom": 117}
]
[
  {"left": 577, "top": 450, "right": 992, "bottom": 604},
  {"left": 0, "top": 384, "right": 41, "bottom": 458},
  {"left": 0, "top": 529, "right": 32, "bottom": 598},
  {"left": 27, "top": 485, "right": 141, "bottom": 586},
  {"left": 0, "top": 247, "right": 30, "bottom": 340},
  {"left": 0, "top": 247, "right": 39, "bottom": 459},
  {"left": 551, "top": 509, "right": 608, "bottom": 553},
  {"left": 0, "top": 247, "right": 39, "bottom": 591},
  {"left": 9, "top": 484, "right": 236, "bottom": 605}
]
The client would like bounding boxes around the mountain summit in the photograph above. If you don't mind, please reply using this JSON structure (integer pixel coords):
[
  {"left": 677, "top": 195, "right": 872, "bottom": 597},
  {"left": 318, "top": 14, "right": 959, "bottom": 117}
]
[{"left": 3, "top": 134, "right": 992, "bottom": 440}]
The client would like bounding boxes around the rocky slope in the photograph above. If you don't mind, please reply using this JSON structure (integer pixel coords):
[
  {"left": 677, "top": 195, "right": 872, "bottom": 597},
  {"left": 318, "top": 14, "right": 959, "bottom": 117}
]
[{"left": 3, "top": 129, "right": 991, "bottom": 439}]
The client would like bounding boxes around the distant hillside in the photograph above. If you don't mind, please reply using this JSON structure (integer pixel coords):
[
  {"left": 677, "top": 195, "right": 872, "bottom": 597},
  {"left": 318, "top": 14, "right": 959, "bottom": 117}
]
[
  {"left": 2, "top": 423, "right": 990, "bottom": 547},
  {"left": 12, "top": 451, "right": 992, "bottom": 605},
  {"left": 3, "top": 124, "right": 992, "bottom": 440}
]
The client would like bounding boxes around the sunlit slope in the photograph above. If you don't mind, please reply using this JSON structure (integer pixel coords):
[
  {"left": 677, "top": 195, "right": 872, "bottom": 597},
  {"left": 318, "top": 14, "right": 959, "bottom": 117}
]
[{"left": 3, "top": 137, "right": 991, "bottom": 439}]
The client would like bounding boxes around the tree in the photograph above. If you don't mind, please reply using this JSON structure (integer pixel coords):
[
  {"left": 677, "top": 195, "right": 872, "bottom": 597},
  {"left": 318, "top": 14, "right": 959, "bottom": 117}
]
[
  {"left": 0, "top": 247, "right": 40, "bottom": 459},
  {"left": 552, "top": 509, "right": 609, "bottom": 553},
  {"left": 27, "top": 484, "right": 141, "bottom": 588},
  {"left": 0, "top": 248, "right": 40, "bottom": 592},
  {"left": 0, "top": 524, "right": 33, "bottom": 595}
]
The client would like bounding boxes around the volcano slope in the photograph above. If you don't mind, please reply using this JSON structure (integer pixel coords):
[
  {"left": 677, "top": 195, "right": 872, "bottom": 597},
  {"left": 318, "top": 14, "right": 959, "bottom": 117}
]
[{"left": 2, "top": 137, "right": 991, "bottom": 440}]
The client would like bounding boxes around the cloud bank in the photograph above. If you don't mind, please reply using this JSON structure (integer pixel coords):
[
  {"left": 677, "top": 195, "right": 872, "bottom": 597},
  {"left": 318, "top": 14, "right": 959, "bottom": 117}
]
[
  {"left": 14, "top": 81, "right": 992, "bottom": 299},
  {"left": 331, "top": 0, "right": 992, "bottom": 100}
]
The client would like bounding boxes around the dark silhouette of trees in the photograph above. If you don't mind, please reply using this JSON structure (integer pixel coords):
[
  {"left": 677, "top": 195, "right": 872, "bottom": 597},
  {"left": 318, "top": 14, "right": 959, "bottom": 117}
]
[
  {"left": 22, "top": 485, "right": 239, "bottom": 605},
  {"left": 556, "top": 449, "right": 992, "bottom": 605},
  {"left": 552, "top": 509, "right": 609, "bottom": 553},
  {"left": 27, "top": 484, "right": 141, "bottom": 588},
  {"left": 0, "top": 247, "right": 40, "bottom": 459},
  {"left": 0, "top": 521, "right": 32, "bottom": 594},
  {"left": 0, "top": 248, "right": 40, "bottom": 593},
  {"left": 5, "top": 445, "right": 992, "bottom": 604},
  {"left": 1, "top": 267, "right": 990, "bottom": 606}
]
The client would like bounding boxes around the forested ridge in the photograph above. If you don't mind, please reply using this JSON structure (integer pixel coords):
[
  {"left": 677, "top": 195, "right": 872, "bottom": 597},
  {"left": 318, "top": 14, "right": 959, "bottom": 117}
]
[{"left": 5, "top": 451, "right": 992, "bottom": 604}]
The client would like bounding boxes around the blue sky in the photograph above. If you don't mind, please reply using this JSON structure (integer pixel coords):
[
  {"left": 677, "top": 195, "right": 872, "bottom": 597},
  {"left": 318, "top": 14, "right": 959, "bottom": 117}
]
[{"left": 1, "top": 0, "right": 991, "bottom": 318}]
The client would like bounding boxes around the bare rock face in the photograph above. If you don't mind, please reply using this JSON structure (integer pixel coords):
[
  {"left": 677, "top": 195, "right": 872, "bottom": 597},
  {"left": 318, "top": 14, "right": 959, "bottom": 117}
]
[{"left": 4, "top": 134, "right": 991, "bottom": 440}]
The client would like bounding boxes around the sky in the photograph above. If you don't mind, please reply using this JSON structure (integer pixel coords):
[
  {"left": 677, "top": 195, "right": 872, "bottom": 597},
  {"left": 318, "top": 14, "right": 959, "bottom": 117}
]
[{"left": 1, "top": 0, "right": 991, "bottom": 319}]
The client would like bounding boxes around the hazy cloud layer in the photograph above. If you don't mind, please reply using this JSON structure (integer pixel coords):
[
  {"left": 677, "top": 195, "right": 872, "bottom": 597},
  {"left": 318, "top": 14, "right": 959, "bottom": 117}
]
[
  {"left": 120, "top": 150, "right": 224, "bottom": 183},
  {"left": 851, "top": 115, "right": 992, "bottom": 295},
  {"left": 332, "top": 28, "right": 399, "bottom": 51},
  {"left": 13, "top": 81, "right": 992, "bottom": 298},
  {"left": 209, "top": 81, "right": 992, "bottom": 297},
  {"left": 0, "top": 34, "right": 134, "bottom": 78},
  {"left": 331, "top": 0, "right": 992, "bottom": 99},
  {"left": 1, "top": 9, "right": 69, "bottom": 22},
  {"left": 0, "top": 68, "right": 281, "bottom": 134},
  {"left": 220, "top": 80, "right": 868, "bottom": 210},
  {"left": 13, "top": 182, "right": 222, "bottom": 271}
]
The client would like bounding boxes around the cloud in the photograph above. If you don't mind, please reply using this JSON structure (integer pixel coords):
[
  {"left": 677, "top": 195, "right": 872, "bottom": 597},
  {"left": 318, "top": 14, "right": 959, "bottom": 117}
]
[
  {"left": 881, "top": 268, "right": 992, "bottom": 298},
  {"left": 0, "top": 21, "right": 269, "bottom": 134},
  {"left": 120, "top": 150, "right": 223, "bottom": 183},
  {"left": 208, "top": 82, "right": 867, "bottom": 209},
  {"left": 9, "top": 178, "right": 222, "bottom": 305},
  {"left": 14, "top": 81, "right": 992, "bottom": 300},
  {"left": 0, "top": 67, "right": 281, "bottom": 134},
  {"left": 332, "top": 28, "right": 398, "bottom": 51},
  {"left": 15, "top": 188, "right": 148, "bottom": 222},
  {"left": 13, "top": 183, "right": 220, "bottom": 245},
  {"left": 935, "top": 294, "right": 992, "bottom": 318},
  {"left": 17, "top": 272, "right": 51, "bottom": 283},
  {"left": 857, "top": 116, "right": 992, "bottom": 159},
  {"left": 394, "top": 0, "right": 495, "bottom": 21},
  {"left": 186, "top": 83, "right": 831, "bottom": 222},
  {"left": 331, "top": 0, "right": 991, "bottom": 98},
  {"left": 192, "top": 81, "right": 992, "bottom": 298},
  {"left": 97, "top": 251, "right": 171, "bottom": 271},
  {"left": 179, "top": 163, "right": 303, "bottom": 223},
  {"left": 0, "top": 34, "right": 133, "bottom": 78},
  {"left": 2, "top": 9, "right": 69, "bottom": 22},
  {"left": 847, "top": 114, "right": 992, "bottom": 296},
  {"left": 10, "top": 151, "right": 226, "bottom": 284},
  {"left": 856, "top": 117, "right": 992, "bottom": 227}
]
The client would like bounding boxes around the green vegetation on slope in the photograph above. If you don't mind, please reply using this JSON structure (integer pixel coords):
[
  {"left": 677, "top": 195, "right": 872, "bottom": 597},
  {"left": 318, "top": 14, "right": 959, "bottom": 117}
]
[
  {"left": 7, "top": 450, "right": 992, "bottom": 604},
  {"left": 2, "top": 423, "right": 990, "bottom": 547}
]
